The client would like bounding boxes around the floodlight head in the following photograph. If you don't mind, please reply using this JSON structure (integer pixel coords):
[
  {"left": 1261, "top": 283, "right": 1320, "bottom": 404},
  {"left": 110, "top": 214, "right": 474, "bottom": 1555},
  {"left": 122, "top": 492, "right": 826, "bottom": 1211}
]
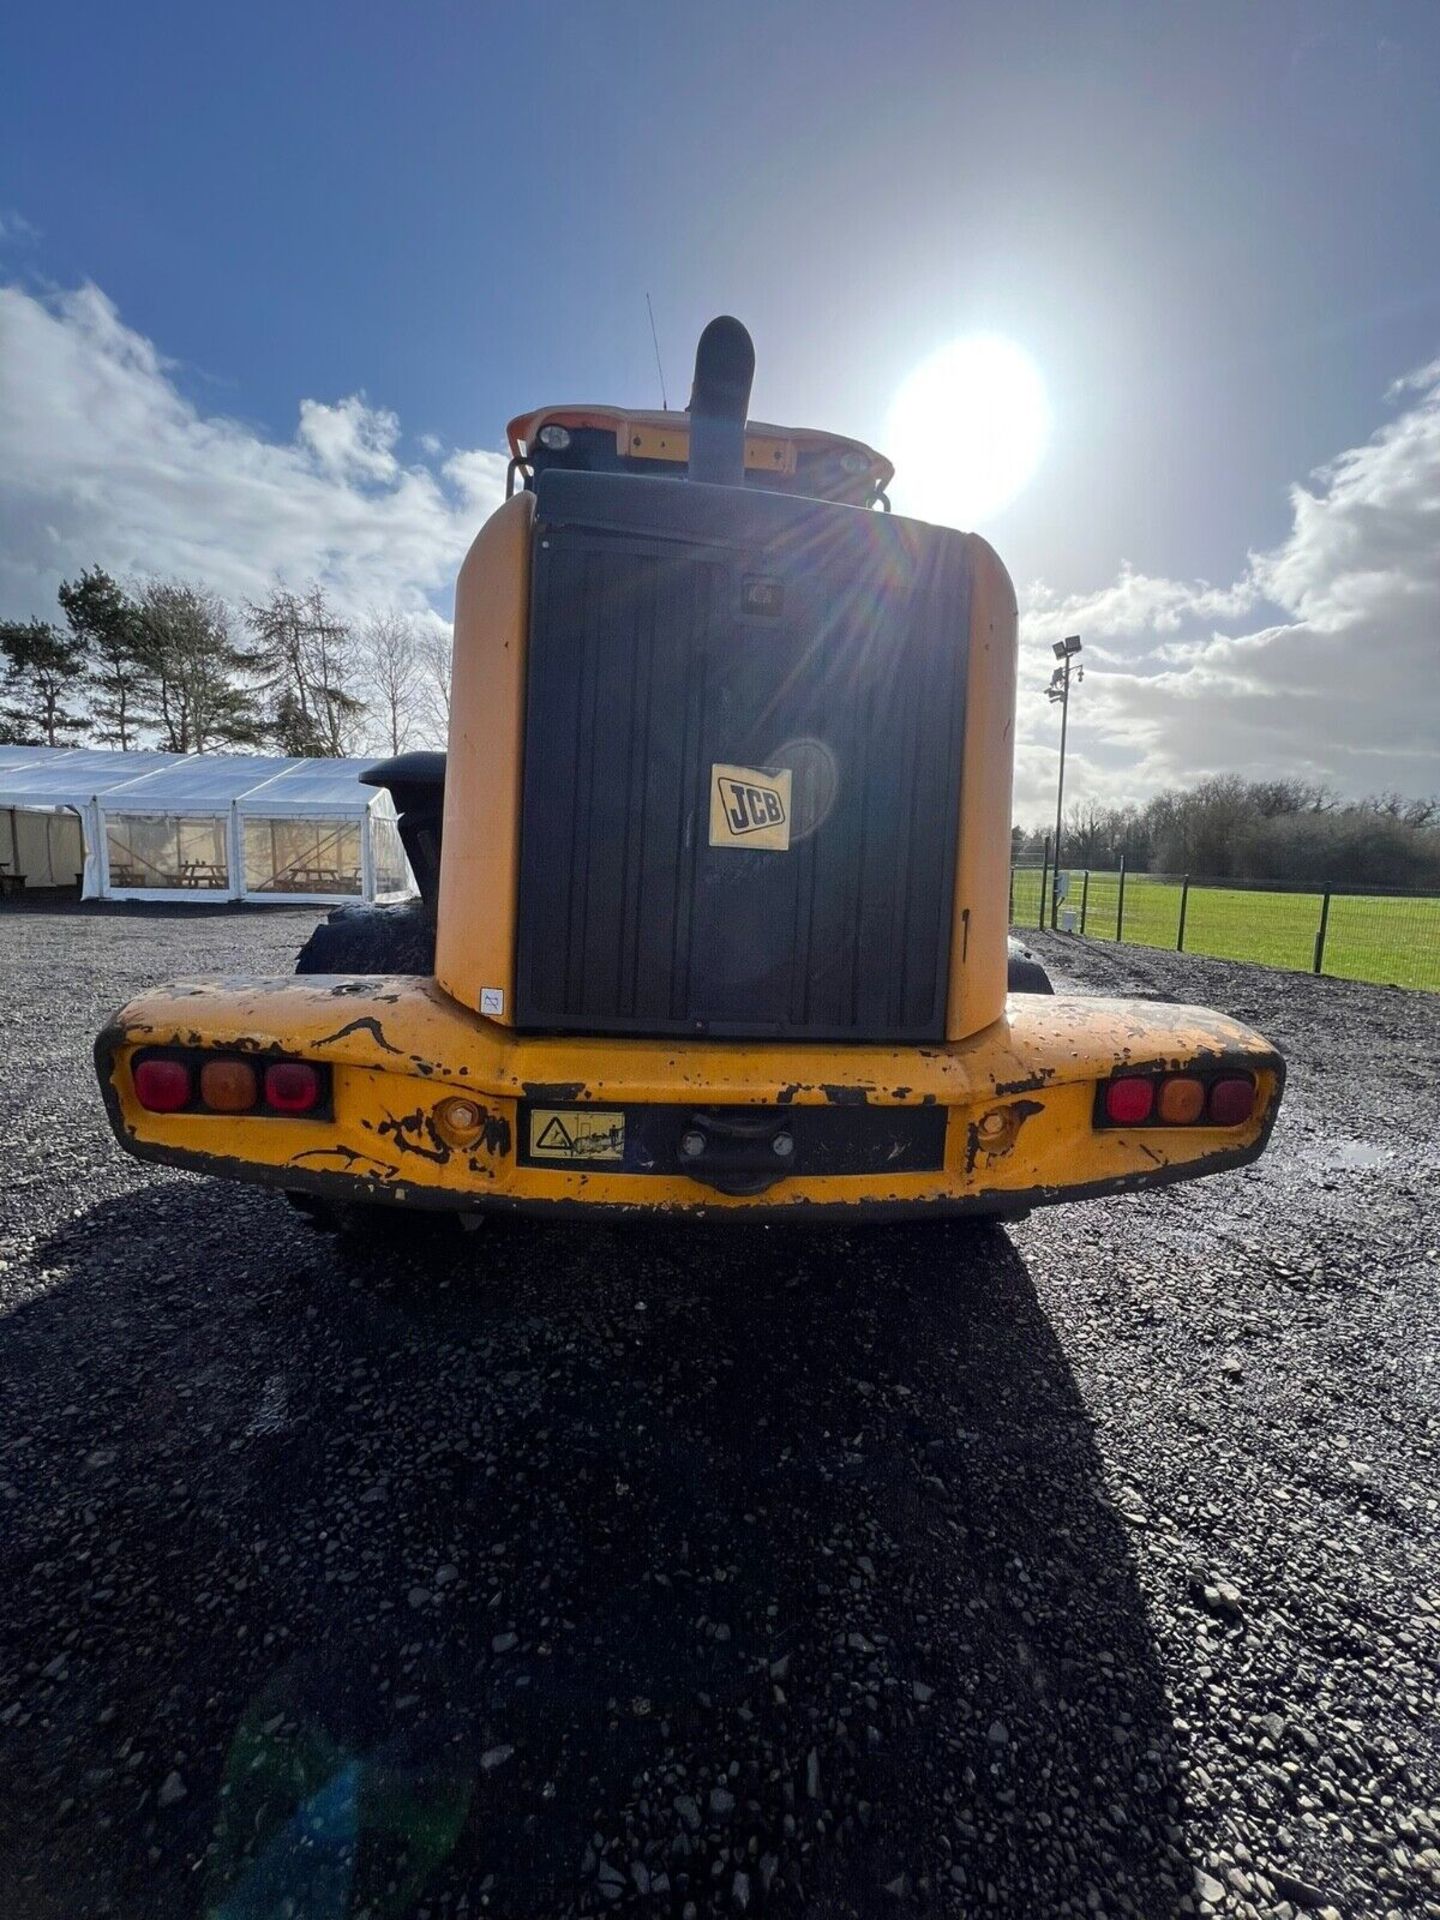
[
  {"left": 1063, "top": 634, "right": 1083, "bottom": 655},
  {"left": 1052, "top": 641, "right": 1067, "bottom": 659}
]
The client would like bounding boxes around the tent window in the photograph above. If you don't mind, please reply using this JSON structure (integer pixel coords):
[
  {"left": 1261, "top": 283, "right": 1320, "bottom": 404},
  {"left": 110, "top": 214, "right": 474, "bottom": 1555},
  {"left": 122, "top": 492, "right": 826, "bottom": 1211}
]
[
  {"left": 106, "top": 814, "right": 229, "bottom": 891},
  {"left": 243, "top": 818, "right": 362, "bottom": 896},
  {"left": 371, "top": 816, "right": 409, "bottom": 896}
]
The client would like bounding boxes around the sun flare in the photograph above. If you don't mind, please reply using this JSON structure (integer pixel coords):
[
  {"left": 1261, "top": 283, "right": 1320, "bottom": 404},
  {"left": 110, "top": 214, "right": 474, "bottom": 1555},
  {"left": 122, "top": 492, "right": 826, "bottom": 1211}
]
[{"left": 886, "top": 335, "right": 1050, "bottom": 530}]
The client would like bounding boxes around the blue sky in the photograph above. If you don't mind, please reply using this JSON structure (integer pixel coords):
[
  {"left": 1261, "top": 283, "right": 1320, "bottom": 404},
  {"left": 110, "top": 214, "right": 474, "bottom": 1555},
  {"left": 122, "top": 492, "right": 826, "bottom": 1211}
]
[{"left": 3, "top": 0, "right": 1439, "bottom": 808}]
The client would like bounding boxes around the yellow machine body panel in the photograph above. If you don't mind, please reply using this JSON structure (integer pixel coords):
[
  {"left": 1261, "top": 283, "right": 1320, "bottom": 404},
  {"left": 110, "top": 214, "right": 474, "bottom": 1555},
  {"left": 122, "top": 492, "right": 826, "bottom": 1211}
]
[
  {"left": 434, "top": 490, "right": 534, "bottom": 1024},
  {"left": 96, "top": 977, "right": 1283, "bottom": 1220}
]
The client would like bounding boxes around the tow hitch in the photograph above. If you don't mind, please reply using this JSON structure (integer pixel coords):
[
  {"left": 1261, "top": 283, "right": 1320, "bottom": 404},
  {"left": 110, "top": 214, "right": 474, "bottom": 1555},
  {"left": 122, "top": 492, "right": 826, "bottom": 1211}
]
[{"left": 677, "top": 1108, "right": 796, "bottom": 1195}]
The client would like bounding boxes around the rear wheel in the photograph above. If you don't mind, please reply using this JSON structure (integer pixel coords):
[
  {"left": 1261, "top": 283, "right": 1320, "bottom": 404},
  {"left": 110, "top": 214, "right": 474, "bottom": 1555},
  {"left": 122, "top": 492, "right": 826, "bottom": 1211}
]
[{"left": 294, "top": 899, "right": 437, "bottom": 976}]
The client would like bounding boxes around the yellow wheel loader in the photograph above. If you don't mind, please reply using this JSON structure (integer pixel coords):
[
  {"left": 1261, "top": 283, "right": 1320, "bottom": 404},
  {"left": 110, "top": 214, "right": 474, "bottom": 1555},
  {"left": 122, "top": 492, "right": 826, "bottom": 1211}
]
[{"left": 95, "top": 319, "right": 1283, "bottom": 1225}]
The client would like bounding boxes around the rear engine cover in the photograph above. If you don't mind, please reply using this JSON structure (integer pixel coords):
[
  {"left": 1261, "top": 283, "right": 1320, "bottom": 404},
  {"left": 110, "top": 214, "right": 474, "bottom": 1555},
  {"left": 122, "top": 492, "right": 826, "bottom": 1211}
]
[{"left": 515, "top": 471, "right": 969, "bottom": 1040}]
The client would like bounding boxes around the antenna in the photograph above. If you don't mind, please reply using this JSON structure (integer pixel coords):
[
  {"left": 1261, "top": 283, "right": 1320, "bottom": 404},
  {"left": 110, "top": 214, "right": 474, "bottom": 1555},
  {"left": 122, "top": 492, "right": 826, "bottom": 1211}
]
[{"left": 645, "top": 293, "right": 669, "bottom": 411}]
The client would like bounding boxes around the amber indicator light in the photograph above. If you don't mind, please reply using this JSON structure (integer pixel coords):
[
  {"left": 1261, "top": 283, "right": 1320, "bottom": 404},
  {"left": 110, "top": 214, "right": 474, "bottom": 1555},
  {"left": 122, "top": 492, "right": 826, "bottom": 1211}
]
[
  {"left": 1157, "top": 1075, "right": 1206, "bottom": 1125},
  {"left": 199, "top": 1058, "right": 260, "bottom": 1113}
]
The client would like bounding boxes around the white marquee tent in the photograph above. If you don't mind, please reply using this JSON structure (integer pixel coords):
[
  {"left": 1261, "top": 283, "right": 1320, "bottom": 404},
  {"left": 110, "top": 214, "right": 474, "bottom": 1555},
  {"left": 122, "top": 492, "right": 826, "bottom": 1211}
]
[{"left": 0, "top": 746, "right": 414, "bottom": 905}]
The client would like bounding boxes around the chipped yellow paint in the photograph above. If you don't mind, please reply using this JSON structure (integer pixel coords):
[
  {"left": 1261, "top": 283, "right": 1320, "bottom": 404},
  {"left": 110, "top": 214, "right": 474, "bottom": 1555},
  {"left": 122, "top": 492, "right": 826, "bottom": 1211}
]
[{"left": 96, "top": 976, "right": 1283, "bottom": 1218}]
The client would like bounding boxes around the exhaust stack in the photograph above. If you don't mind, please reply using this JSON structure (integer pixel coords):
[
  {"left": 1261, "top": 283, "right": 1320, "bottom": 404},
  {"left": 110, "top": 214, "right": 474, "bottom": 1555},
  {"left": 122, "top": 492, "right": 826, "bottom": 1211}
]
[{"left": 686, "top": 316, "right": 755, "bottom": 487}]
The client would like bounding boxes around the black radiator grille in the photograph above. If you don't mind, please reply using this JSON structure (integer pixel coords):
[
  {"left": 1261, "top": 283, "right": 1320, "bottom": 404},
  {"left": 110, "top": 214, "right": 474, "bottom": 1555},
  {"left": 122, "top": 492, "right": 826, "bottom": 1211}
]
[{"left": 514, "top": 472, "right": 969, "bottom": 1041}]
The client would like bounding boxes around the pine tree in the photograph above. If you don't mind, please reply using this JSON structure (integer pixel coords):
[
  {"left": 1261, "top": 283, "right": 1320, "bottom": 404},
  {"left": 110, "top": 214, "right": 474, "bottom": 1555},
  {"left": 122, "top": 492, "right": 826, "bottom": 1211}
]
[
  {"left": 58, "top": 567, "right": 152, "bottom": 750},
  {"left": 135, "top": 582, "right": 268, "bottom": 753},
  {"left": 271, "top": 687, "right": 328, "bottom": 757},
  {"left": 0, "top": 619, "right": 89, "bottom": 746}
]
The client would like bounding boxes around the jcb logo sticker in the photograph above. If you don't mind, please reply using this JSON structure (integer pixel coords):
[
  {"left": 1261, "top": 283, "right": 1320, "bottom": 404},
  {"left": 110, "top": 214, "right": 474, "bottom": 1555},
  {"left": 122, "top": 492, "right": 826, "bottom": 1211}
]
[{"left": 709, "top": 763, "right": 792, "bottom": 852}]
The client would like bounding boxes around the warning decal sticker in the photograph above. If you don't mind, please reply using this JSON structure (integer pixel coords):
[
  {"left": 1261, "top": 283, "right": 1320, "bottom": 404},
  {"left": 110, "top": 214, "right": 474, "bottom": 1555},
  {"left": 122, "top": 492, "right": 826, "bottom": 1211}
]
[
  {"left": 708, "top": 763, "right": 792, "bottom": 852},
  {"left": 528, "top": 1108, "right": 626, "bottom": 1164}
]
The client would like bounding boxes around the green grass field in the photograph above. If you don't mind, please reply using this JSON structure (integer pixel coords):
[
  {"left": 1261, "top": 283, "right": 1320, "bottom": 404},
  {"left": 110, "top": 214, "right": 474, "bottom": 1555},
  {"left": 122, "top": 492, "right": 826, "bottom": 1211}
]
[{"left": 1009, "top": 868, "right": 1440, "bottom": 993}]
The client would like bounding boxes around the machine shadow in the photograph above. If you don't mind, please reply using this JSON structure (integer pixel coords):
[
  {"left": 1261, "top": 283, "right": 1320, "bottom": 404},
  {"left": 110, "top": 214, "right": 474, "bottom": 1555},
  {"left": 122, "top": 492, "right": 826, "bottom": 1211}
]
[{"left": 2, "top": 1185, "right": 1191, "bottom": 1918}]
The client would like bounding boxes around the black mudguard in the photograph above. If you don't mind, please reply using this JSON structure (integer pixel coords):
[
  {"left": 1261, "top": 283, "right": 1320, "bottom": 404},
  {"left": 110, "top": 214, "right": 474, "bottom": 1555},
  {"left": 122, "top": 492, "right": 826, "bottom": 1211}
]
[
  {"left": 361, "top": 750, "right": 446, "bottom": 903},
  {"left": 1007, "top": 937, "right": 1053, "bottom": 995}
]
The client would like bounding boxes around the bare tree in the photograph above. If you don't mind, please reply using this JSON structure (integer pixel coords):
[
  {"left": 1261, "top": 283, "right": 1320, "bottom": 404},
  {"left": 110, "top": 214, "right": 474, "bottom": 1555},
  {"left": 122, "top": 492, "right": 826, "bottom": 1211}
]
[
  {"left": 414, "top": 625, "right": 453, "bottom": 750},
  {"left": 359, "top": 612, "right": 422, "bottom": 756},
  {"left": 1368, "top": 789, "right": 1439, "bottom": 829},
  {"left": 1063, "top": 799, "right": 1108, "bottom": 866}
]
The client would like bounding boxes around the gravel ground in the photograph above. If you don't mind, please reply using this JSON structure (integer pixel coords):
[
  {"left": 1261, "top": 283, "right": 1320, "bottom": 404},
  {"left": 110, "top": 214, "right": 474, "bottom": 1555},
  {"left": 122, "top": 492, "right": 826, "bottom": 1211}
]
[{"left": 0, "top": 904, "right": 1436, "bottom": 1920}]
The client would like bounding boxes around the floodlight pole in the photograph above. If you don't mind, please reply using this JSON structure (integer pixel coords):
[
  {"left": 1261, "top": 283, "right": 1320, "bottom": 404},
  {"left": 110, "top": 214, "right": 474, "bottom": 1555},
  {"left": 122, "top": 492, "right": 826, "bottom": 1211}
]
[{"left": 1048, "top": 636, "right": 1082, "bottom": 929}]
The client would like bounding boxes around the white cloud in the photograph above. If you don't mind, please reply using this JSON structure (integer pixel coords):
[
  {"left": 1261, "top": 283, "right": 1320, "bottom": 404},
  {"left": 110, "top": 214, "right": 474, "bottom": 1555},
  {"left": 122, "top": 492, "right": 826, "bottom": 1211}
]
[
  {"left": 1014, "top": 364, "right": 1440, "bottom": 817},
  {"left": 442, "top": 446, "right": 510, "bottom": 510},
  {"left": 297, "top": 394, "right": 400, "bottom": 482},
  {"left": 0, "top": 281, "right": 508, "bottom": 626},
  {"left": 1022, "top": 564, "right": 1255, "bottom": 641}
]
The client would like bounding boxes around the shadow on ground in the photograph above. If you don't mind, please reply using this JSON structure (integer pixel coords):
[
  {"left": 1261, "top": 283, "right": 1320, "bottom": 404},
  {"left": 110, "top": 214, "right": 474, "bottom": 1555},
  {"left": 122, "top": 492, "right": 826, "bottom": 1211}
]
[{"left": 0, "top": 1185, "right": 1191, "bottom": 1918}]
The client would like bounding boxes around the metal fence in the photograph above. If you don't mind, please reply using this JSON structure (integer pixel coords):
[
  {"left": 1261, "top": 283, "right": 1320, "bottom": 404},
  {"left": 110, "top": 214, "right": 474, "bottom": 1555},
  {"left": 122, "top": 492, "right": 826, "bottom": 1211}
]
[{"left": 1010, "top": 864, "right": 1440, "bottom": 993}]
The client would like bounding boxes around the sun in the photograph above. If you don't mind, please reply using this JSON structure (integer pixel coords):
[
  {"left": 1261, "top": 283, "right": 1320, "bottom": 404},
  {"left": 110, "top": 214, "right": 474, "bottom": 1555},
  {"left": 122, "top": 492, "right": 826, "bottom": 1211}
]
[{"left": 885, "top": 335, "right": 1050, "bottom": 529}]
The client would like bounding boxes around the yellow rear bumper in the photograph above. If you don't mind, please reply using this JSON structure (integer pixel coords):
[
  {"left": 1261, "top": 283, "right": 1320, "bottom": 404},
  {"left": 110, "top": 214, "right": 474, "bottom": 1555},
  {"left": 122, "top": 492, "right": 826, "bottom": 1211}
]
[{"left": 95, "top": 975, "right": 1283, "bottom": 1220}]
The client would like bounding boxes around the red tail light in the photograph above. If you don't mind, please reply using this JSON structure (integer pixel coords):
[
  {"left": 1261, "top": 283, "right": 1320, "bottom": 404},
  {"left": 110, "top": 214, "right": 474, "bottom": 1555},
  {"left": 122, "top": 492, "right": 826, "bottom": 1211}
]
[
  {"left": 264, "top": 1061, "right": 323, "bottom": 1114},
  {"left": 1104, "top": 1077, "right": 1155, "bottom": 1125},
  {"left": 1207, "top": 1076, "right": 1256, "bottom": 1127},
  {"left": 134, "top": 1057, "right": 192, "bottom": 1112}
]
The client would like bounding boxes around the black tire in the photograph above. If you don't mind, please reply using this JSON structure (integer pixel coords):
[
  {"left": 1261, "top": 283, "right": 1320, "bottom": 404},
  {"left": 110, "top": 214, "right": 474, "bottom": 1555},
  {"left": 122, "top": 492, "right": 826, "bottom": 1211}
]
[{"left": 295, "top": 899, "right": 437, "bottom": 976}]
